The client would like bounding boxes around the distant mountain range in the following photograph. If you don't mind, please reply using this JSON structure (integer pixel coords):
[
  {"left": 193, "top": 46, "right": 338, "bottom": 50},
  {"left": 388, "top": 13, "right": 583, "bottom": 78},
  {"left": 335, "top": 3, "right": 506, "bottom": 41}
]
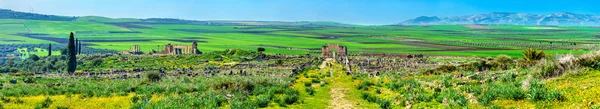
[
  {"left": 0, "top": 8, "right": 354, "bottom": 27},
  {"left": 3, "top": 8, "right": 600, "bottom": 26},
  {"left": 399, "top": 12, "right": 600, "bottom": 26}
]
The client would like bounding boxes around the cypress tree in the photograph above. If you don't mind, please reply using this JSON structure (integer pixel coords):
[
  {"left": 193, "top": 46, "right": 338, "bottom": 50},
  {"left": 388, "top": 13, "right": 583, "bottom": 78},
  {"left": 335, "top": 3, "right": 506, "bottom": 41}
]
[
  {"left": 67, "top": 32, "right": 77, "bottom": 73},
  {"left": 75, "top": 38, "right": 79, "bottom": 54},
  {"left": 48, "top": 43, "right": 52, "bottom": 56},
  {"left": 78, "top": 40, "right": 82, "bottom": 54}
]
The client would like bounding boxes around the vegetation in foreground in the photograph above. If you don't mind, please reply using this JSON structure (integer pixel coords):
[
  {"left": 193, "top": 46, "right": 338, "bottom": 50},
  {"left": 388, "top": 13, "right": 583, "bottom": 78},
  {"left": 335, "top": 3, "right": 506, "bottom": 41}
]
[{"left": 1, "top": 48, "right": 600, "bottom": 108}]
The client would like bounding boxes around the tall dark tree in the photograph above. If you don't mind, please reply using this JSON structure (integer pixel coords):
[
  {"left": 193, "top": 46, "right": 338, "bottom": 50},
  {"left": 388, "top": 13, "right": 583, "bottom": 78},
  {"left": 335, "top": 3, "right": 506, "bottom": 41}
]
[
  {"left": 78, "top": 40, "right": 82, "bottom": 54},
  {"left": 48, "top": 43, "right": 52, "bottom": 56},
  {"left": 67, "top": 32, "right": 77, "bottom": 73},
  {"left": 75, "top": 38, "right": 79, "bottom": 54}
]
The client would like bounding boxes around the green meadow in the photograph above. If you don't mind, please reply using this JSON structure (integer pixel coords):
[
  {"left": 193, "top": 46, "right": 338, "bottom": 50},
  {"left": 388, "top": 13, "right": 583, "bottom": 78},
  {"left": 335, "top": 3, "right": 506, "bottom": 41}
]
[{"left": 1, "top": 19, "right": 598, "bottom": 57}]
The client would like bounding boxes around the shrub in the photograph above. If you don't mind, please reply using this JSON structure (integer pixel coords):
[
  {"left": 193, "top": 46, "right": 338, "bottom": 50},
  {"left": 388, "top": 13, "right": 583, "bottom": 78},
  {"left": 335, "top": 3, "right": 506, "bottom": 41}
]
[
  {"left": 575, "top": 55, "right": 600, "bottom": 69},
  {"left": 146, "top": 72, "right": 161, "bottom": 82},
  {"left": 500, "top": 73, "right": 517, "bottom": 82},
  {"left": 416, "top": 93, "right": 433, "bottom": 102},
  {"left": 535, "top": 61, "right": 565, "bottom": 78},
  {"left": 284, "top": 94, "right": 299, "bottom": 104},
  {"left": 255, "top": 95, "right": 271, "bottom": 108},
  {"left": 273, "top": 96, "right": 286, "bottom": 107},
  {"left": 35, "top": 96, "right": 52, "bottom": 109},
  {"left": 284, "top": 89, "right": 299, "bottom": 104},
  {"left": 10, "top": 79, "right": 17, "bottom": 84},
  {"left": 304, "top": 82, "right": 312, "bottom": 87},
  {"left": 436, "top": 89, "right": 467, "bottom": 107},
  {"left": 230, "top": 97, "right": 257, "bottom": 109},
  {"left": 489, "top": 54, "right": 513, "bottom": 70},
  {"left": 30, "top": 54, "right": 40, "bottom": 61},
  {"left": 357, "top": 80, "right": 374, "bottom": 90},
  {"left": 275, "top": 59, "right": 284, "bottom": 66},
  {"left": 378, "top": 99, "right": 391, "bottom": 109},
  {"left": 361, "top": 92, "right": 378, "bottom": 102},
  {"left": 478, "top": 83, "right": 525, "bottom": 105},
  {"left": 305, "top": 87, "right": 316, "bottom": 95},
  {"left": 131, "top": 94, "right": 152, "bottom": 108},
  {"left": 527, "top": 80, "right": 563, "bottom": 101},
  {"left": 311, "top": 79, "right": 320, "bottom": 83},
  {"left": 460, "top": 85, "right": 483, "bottom": 95},
  {"left": 522, "top": 48, "right": 546, "bottom": 61},
  {"left": 375, "top": 89, "right": 382, "bottom": 94},
  {"left": 24, "top": 77, "right": 35, "bottom": 83}
]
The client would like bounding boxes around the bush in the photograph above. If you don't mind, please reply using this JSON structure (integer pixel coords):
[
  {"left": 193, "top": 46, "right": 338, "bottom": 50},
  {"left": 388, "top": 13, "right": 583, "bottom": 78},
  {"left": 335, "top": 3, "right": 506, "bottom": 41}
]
[
  {"left": 378, "top": 99, "right": 391, "bottom": 109},
  {"left": 522, "top": 48, "right": 546, "bottom": 61},
  {"left": 284, "top": 94, "right": 299, "bottom": 104},
  {"left": 24, "top": 77, "right": 35, "bottom": 83},
  {"left": 575, "top": 55, "right": 600, "bottom": 69},
  {"left": 273, "top": 96, "right": 286, "bottom": 107},
  {"left": 311, "top": 79, "right": 320, "bottom": 83},
  {"left": 10, "top": 79, "right": 17, "bottom": 84},
  {"left": 230, "top": 97, "right": 257, "bottom": 109},
  {"left": 357, "top": 80, "right": 374, "bottom": 90},
  {"left": 35, "top": 96, "right": 52, "bottom": 109},
  {"left": 255, "top": 95, "right": 271, "bottom": 108},
  {"left": 305, "top": 87, "right": 316, "bottom": 95},
  {"left": 489, "top": 54, "right": 513, "bottom": 70},
  {"left": 436, "top": 89, "right": 467, "bottom": 107},
  {"left": 527, "top": 80, "right": 563, "bottom": 101},
  {"left": 284, "top": 89, "right": 299, "bottom": 104},
  {"left": 146, "top": 72, "right": 161, "bottom": 82},
  {"left": 361, "top": 92, "right": 378, "bottom": 102},
  {"left": 460, "top": 85, "right": 483, "bottom": 96},
  {"left": 535, "top": 61, "right": 565, "bottom": 78},
  {"left": 304, "top": 82, "right": 312, "bottom": 87},
  {"left": 478, "top": 83, "right": 525, "bottom": 105}
]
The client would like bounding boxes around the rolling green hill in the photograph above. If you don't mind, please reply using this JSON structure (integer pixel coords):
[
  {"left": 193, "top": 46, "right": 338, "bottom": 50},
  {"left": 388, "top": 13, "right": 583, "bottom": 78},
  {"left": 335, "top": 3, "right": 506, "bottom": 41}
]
[{"left": 0, "top": 8, "right": 597, "bottom": 57}]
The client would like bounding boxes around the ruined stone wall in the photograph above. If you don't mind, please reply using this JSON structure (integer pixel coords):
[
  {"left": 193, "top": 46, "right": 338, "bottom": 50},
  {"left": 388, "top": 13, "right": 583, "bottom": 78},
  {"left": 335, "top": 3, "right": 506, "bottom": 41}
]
[{"left": 321, "top": 43, "right": 348, "bottom": 58}]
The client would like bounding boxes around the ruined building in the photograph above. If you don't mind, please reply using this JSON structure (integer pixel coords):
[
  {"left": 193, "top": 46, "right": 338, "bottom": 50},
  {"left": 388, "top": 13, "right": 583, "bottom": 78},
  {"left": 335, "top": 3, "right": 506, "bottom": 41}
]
[
  {"left": 321, "top": 43, "right": 348, "bottom": 58},
  {"left": 120, "top": 45, "right": 144, "bottom": 55},
  {"left": 163, "top": 41, "right": 200, "bottom": 55},
  {"left": 122, "top": 42, "right": 201, "bottom": 55},
  {"left": 321, "top": 43, "right": 352, "bottom": 74}
]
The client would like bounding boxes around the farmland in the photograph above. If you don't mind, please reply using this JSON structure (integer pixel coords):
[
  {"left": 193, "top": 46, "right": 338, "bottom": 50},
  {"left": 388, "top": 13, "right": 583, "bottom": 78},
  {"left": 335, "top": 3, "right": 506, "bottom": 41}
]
[
  {"left": 1, "top": 17, "right": 600, "bottom": 109},
  {"left": 0, "top": 19, "right": 596, "bottom": 57}
]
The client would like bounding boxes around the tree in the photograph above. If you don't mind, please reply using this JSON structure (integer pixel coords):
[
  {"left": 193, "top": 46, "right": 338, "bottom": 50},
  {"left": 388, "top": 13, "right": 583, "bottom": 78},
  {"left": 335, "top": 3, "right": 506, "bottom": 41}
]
[
  {"left": 48, "top": 44, "right": 52, "bottom": 56},
  {"left": 257, "top": 47, "right": 266, "bottom": 53},
  {"left": 78, "top": 40, "right": 82, "bottom": 54},
  {"left": 67, "top": 32, "right": 77, "bottom": 73},
  {"left": 60, "top": 48, "right": 67, "bottom": 55},
  {"left": 30, "top": 54, "right": 40, "bottom": 61}
]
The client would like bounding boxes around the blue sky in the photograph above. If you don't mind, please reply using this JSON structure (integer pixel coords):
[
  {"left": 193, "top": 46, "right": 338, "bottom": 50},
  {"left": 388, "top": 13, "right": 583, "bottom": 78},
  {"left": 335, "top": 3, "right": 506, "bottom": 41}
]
[{"left": 1, "top": 0, "right": 600, "bottom": 25}]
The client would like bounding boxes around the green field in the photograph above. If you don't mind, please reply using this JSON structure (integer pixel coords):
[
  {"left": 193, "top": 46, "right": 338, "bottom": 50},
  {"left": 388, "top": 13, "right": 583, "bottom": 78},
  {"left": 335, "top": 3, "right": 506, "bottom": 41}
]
[{"left": 1, "top": 19, "right": 598, "bottom": 57}]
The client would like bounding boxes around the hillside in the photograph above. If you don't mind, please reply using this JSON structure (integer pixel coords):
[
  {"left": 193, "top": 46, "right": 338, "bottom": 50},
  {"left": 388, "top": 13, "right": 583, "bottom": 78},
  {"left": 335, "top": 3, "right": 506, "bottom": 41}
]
[
  {"left": 0, "top": 9, "right": 76, "bottom": 21},
  {"left": 399, "top": 12, "right": 600, "bottom": 26}
]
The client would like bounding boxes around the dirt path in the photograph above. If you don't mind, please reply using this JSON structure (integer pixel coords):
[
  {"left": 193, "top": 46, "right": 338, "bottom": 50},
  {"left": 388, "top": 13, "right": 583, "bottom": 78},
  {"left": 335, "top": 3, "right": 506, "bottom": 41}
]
[
  {"left": 329, "top": 87, "right": 354, "bottom": 109},
  {"left": 322, "top": 58, "right": 356, "bottom": 109}
]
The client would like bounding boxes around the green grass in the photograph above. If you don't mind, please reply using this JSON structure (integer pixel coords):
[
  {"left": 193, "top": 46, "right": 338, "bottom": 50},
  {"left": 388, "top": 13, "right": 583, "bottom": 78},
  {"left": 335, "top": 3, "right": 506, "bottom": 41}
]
[{"left": 1, "top": 19, "right": 597, "bottom": 57}]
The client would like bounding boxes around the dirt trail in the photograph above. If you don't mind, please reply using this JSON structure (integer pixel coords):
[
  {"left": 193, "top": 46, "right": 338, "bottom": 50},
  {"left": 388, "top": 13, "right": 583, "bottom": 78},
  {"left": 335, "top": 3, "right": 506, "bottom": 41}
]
[{"left": 322, "top": 58, "right": 356, "bottom": 109}]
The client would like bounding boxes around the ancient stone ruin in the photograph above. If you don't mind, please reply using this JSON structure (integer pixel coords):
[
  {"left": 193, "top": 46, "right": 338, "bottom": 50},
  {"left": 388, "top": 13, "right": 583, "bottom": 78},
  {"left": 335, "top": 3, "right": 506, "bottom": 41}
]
[
  {"left": 163, "top": 42, "right": 200, "bottom": 55},
  {"left": 120, "top": 45, "right": 144, "bottom": 55},
  {"left": 122, "top": 42, "right": 201, "bottom": 55},
  {"left": 321, "top": 43, "right": 347, "bottom": 58}
]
